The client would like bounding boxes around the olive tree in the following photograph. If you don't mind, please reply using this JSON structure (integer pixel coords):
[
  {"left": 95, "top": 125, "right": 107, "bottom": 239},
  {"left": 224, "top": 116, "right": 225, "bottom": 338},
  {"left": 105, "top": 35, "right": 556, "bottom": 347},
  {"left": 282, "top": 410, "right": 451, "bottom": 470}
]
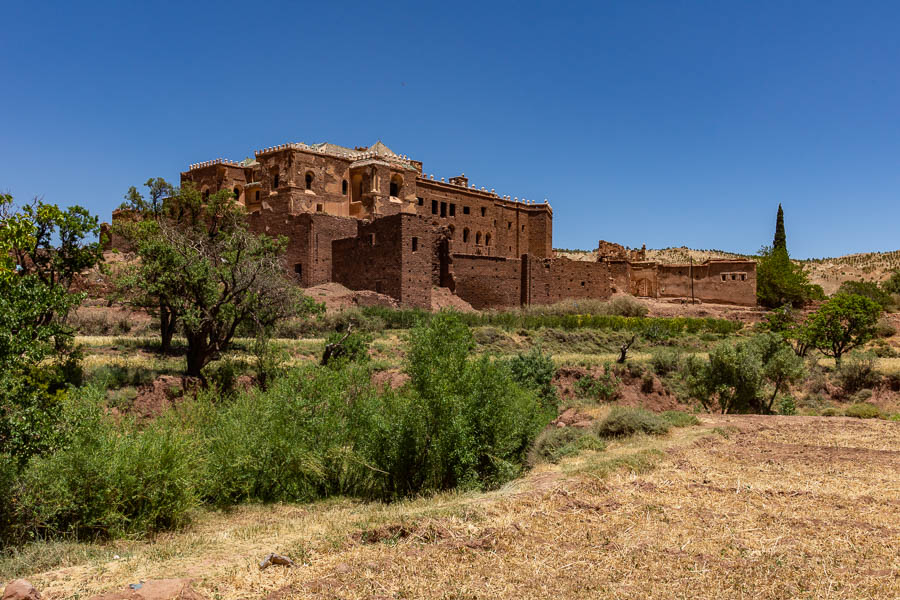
[{"left": 803, "top": 293, "right": 881, "bottom": 367}]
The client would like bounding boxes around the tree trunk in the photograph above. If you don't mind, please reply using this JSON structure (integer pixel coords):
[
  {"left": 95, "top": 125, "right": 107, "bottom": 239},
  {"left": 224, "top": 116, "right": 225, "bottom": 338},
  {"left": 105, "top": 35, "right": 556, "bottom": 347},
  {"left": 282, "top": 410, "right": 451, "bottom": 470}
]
[
  {"left": 159, "top": 304, "right": 176, "bottom": 353},
  {"left": 185, "top": 332, "right": 209, "bottom": 379}
]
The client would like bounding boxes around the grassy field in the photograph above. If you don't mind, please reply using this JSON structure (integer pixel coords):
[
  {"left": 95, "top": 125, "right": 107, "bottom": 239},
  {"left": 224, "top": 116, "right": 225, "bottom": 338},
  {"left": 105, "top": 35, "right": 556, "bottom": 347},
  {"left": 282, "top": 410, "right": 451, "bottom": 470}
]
[{"left": 4, "top": 413, "right": 897, "bottom": 599}]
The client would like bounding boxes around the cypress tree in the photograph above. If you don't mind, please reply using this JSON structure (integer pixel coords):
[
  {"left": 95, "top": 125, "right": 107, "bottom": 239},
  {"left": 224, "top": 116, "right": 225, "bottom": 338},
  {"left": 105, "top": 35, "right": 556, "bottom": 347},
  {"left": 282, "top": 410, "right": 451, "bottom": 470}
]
[{"left": 773, "top": 204, "right": 786, "bottom": 251}]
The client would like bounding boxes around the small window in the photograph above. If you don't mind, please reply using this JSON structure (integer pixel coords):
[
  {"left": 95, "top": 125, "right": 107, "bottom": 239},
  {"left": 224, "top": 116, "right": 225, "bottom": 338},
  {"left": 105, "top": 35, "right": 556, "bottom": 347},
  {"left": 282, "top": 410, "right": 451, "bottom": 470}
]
[
  {"left": 432, "top": 200, "right": 438, "bottom": 215},
  {"left": 581, "top": 281, "right": 585, "bottom": 287},
  {"left": 480, "top": 207, "right": 486, "bottom": 217},
  {"left": 294, "top": 263, "right": 302, "bottom": 277},
  {"left": 316, "top": 204, "right": 324, "bottom": 212},
  {"left": 485, "top": 233, "right": 491, "bottom": 246},
  {"left": 440, "top": 202, "right": 447, "bottom": 217},
  {"left": 390, "top": 181, "right": 399, "bottom": 197},
  {"left": 273, "top": 174, "right": 279, "bottom": 189},
  {"left": 411, "top": 237, "right": 418, "bottom": 252},
  {"left": 722, "top": 274, "right": 727, "bottom": 281},
  {"left": 417, "top": 197, "right": 424, "bottom": 206},
  {"left": 342, "top": 180, "right": 348, "bottom": 195},
  {"left": 463, "top": 206, "right": 470, "bottom": 215},
  {"left": 508, "top": 222, "right": 512, "bottom": 229},
  {"left": 369, "top": 233, "right": 376, "bottom": 246},
  {"left": 305, "top": 172, "right": 313, "bottom": 190},
  {"left": 449, "top": 203, "right": 456, "bottom": 217},
  {"left": 476, "top": 232, "right": 482, "bottom": 245},
  {"left": 255, "top": 191, "right": 260, "bottom": 202},
  {"left": 463, "top": 228, "right": 470, "bottom": 243},
  {"left": 233, "top": 187, "right": 240, "bottom": 201},
  {"left": 741, "top": 274, "right": 746, "bottom": 281}
]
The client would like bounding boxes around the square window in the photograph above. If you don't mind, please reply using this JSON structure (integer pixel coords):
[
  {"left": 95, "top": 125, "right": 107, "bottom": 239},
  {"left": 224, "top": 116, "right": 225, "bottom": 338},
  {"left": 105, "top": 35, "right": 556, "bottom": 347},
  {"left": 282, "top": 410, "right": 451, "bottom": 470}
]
[
  {"left": 508, "top": 222, "right": 512, "bottom": 229},
  {"left": 463, "top": 206, "right": 470, "bottom": 215},
  {"left": 440, "top": 201, "right": 447, "bottom": 217},
  {"left": 431, "top": 200, "right": 438, "bottom": 215},
  {"left": 521, "top": 224, "right": 525, "bottom": 232},
  {"left": 412, "top": 237, "right": 418, "bottom": 252},
  {"left": 480, "top": 207, "right": 486, "bottom": 217},
  {"left": 417, "top": 197, "right": 424, "bottom": 206},
  {"left": 450, "top": 203, "right": 456, "bottom": 217}
]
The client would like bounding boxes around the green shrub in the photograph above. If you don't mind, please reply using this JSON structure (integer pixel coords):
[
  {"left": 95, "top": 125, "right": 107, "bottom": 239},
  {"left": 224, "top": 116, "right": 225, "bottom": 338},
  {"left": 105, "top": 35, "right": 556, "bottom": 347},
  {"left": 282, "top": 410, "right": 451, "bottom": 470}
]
[
  {"left": 850, "top": 389, "right": 873, "bottom": 403},
  {"left": 650, "top": 348, "right": 683, "bottom": 377},
  {"left": 528, "top": 427, "right": 605, "bottom": 465},
  {"left": 834, "top": 353, "right": 880, "bottom": 394},
  {"left": 503, "top": 346, "right": 558, "bottom": 411},
  {"left": 844, "top": 402, "right": 881, "bottom": 419},
  {"left": 874, "top": 317, "right": 897, "bottom": 338},
  {"left": 574, "top": 366, "right": 620, "bottom": 402},
  {"left": 837, "top": 281, "right": 895, "bottom": 311},
  {"left": 659, "top": 411, "right": 700, "bottom": 428},
  {"left": 821, "top": 407, "right": 840, "bottom": 417},
  {"left": 17, "top": 389, "right": 200, "bottom": 540},
  {"left": 322, "top": 329, "right": 372, "bottom": 366},
  {"left": 594, "top": 407, "right": 669, "bottom": 438},
  {"left": 777, "top": 396, "right": 797, "bottom": 415}
]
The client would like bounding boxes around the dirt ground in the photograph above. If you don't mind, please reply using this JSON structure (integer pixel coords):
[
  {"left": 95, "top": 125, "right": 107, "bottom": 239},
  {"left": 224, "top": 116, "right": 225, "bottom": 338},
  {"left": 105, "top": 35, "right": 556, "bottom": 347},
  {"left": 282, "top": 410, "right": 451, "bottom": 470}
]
[{"left": 9, "top": 415, "right": 898, "bottom": 600}]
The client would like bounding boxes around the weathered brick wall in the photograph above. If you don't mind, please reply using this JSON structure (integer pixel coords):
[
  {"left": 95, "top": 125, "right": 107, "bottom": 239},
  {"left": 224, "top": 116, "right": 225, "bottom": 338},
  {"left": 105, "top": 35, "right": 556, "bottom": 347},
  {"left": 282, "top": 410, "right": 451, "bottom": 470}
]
[
  {"left": 414, "top": 179, "right": 552, "bottom": 260},
  {"left": 332, "top": 214, "right": 432, "bottom": 309},
  {"left": 522, "top": 256, "right": 612, "bottom": 305},
  {"left": 628, "top": 263, "right": 659, "bottom": 297},
  {"left": 657, "top": 260, "right": 756, "bottom": 305},
  {"left": 247, "top": 210, "right": 357, "bottom": 287},
  {"left": 451, "top": 254, "right": 523, "bottom": 309}
]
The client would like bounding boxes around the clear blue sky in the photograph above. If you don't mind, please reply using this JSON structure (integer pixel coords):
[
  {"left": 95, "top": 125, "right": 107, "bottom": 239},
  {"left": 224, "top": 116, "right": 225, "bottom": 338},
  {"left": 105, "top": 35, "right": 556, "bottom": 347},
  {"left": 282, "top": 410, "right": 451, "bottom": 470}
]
[{"left": 2, "top": 1, "right": 898, "bottom": 259}]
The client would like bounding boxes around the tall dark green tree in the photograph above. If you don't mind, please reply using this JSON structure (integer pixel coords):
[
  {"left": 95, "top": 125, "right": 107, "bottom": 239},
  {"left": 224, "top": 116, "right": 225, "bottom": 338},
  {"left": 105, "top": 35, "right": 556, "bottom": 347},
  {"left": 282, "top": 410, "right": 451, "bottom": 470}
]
[{"left": 773, "top": 204, "right": 786, "bottom": 251}]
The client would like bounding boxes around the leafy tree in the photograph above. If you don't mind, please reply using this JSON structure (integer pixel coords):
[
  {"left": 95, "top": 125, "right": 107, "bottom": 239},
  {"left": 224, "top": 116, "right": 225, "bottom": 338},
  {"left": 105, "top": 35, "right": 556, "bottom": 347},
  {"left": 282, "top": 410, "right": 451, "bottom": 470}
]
[
  {"left": 756, "top": 245, "right": 821, "bottom": 308},
  {"left": 803, "top": 293, "right": 881, "bottom": 366},
  {"left": 880, "top": 269, "right": 900, "bottom": 296},
  {"left": 116, "top": 181, "right": 317, "bottom": 377},
  {"left": 836, "top": 280, "right": 894, "bottom": 310},
  {"left": 773, "top": 203, "right": 786, "bottom": 251},
  {"left": 688, "top": 333, "right": 804, "bottom": 414},
  {"left": 0, "top": 194, "right": 102, "bottom": 462}
]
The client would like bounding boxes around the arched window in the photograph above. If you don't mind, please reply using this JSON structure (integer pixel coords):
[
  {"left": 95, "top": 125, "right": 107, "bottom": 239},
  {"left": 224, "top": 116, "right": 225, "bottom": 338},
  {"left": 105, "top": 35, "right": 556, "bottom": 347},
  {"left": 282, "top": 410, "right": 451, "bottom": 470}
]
[
  {"left": 476, "top": 232, "right": 482, "bottom": 245},
  {"left": 273, "top": 174, "right": 280, "bottom": 189},
  {"left": 305, "top": 172, "right": 313, "bottom": 190},
  {"left": 485, "top": 233, "right": 491, "bottom": 246},
  {"left": 390, "top": 174, "right": 402, "bottom": 197},
  {"left": 342, "top": 179, "right": 348, "bottom": 195},
  {"left": 233, "top": 186, "right": 243, "bottom": 203},
  {"left": 463, "top": 228, "right": 470, "bottom": 243},
  {"left": 202, "top": 187, "right": 210, "bottom": 201}
]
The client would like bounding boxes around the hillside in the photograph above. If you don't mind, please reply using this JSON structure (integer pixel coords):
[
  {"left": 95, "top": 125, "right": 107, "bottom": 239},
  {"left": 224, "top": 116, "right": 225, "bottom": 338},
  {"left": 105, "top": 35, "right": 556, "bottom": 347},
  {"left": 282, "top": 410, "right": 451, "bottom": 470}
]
[{"left": 555, "top": 247, "right": 900, "bottom": 295}]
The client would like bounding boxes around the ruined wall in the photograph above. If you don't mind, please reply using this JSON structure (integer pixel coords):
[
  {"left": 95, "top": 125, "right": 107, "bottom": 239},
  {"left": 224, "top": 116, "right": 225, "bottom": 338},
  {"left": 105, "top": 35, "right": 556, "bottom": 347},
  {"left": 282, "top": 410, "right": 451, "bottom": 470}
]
[
  {"left": 657, "top": 260, "right": 757, "bottom": 305},
  {"left": 451, "top": 254, "right": 523, "bottom": 309},
  {"left": 522, "top": 256, "right": 612, "bottom": 305},
  {"left": 628, "top": 262, "right": 658, "bottom": 297},
  {"left": 332, "top": 214, "right": 432, "bottom": 309}
]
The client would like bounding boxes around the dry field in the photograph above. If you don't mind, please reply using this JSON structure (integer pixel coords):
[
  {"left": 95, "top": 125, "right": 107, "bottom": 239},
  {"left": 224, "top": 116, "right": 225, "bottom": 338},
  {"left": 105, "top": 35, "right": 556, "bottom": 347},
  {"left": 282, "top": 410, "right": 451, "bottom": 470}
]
[{"left": 6, "top": 414, "right": 898, "bottom": 600}]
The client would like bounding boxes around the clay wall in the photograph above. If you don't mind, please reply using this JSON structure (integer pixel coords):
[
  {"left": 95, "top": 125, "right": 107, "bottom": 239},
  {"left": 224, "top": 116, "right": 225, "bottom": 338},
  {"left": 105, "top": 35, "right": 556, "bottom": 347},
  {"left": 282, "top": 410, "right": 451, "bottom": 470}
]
[
  {"left": 332, "top": 214, "right": 432, "bottom": 309},
  {"left": 657, "top": 260, "right": 756, "bottom": 305},
  {"left": 451, "top": 254, "right": 523, "bottom": 309},
  {"left": 522, "top": 256, "right": 612, "bottom": 305},
  {"left": 628, "top": 262, "right": 659, "bottom": 297},
  {"left": 247, "top": 210, "right": 357, "bottom": 287},
  {"left": 414, "top": 179, "right": 552, "bottom": 260}
]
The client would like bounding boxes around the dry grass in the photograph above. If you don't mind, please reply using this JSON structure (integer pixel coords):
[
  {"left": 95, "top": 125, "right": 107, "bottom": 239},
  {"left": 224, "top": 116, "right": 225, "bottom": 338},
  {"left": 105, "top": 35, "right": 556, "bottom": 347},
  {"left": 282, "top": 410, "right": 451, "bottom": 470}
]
[{"left": 5, "top": 415, "right": 899, "bottom": 599}]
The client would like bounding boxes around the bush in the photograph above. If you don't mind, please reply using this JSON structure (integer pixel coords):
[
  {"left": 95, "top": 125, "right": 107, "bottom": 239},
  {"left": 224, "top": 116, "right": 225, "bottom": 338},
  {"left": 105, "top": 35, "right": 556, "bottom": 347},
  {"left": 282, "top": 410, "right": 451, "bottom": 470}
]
[
  {"left": 16, "top": 389, "right": 200, "bottom": 540},
  {"left": 844, "top": 402, "right": 881, "bottom": 419},
  {"left": 873, "top": 317, "right": 897, "bottom": 338},
  {"left": 504, "top": 346, "right": 558, "bottom": 411},
  {"left": 659, "top": 411, "right": 700, "bottom": 427},
  {"left": 528, "top": 427, "right": 605, "bottom": 465},
  {"left": 574, "top": 366, "right": 620, "bottom": 402},
  {"left": 834, "top": 353, "right": 880, "bottom": 394},
  {"left": 777, "top": 396, "right": 797, "bottom": 415},
  {"left": 837, "top": 280, "right": 895, "bottom": 311},
  {"left": 650, "top": 348, "right": 683, "bottom": 376},
  {"left": 594, "top": 407, "right": 669, "bottom": 438},
  {"left": 606, "top": 296, "right": 649, "bottom": 318},
  {"left": 821, "top": 407, "right": 840, "bottom": 417},
  {"left": 322, "top": 329, "right": 372, "bottom": 366}
]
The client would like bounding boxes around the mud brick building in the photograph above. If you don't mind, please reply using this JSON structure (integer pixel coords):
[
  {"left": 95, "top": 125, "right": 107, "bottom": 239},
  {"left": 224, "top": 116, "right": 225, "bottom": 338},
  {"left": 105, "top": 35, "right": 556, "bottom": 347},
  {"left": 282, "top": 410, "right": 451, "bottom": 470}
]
[{"left": 125, "top": 140, "right": 756, "bottom": 308}]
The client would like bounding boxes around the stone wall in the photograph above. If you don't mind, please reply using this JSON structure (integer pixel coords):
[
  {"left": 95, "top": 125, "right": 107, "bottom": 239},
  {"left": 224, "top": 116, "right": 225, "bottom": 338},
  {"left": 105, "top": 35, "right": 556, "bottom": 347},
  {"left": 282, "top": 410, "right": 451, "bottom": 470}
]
[
  {"left": 522, "top": 256, "right": 612, "bottom": 305},
  {"left": 657, "top": 260, "right": 756, "bottom": 305}
]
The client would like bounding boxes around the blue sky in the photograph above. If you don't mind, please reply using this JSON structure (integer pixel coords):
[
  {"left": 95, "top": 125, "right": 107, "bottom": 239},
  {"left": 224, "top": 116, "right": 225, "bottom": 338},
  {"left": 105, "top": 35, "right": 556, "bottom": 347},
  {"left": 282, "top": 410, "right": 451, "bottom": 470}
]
[{"left": 2, "top": 1, "right": 898, "bottom": 258}]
